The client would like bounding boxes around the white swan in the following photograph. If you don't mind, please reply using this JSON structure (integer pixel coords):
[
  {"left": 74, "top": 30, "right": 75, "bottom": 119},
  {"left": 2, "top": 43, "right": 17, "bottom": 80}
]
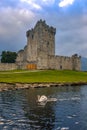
[
  {"left": 37, "top": 95, "right": 57, "bottom": 103},
  {"left": 37, "top": 95, "right": 47, "bottom": 102}
]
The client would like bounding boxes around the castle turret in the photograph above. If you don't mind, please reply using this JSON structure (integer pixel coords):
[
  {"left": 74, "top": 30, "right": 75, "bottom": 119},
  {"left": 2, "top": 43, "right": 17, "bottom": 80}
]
[{"left": 71, "top": 54, "right": 81, "bottom": 70}]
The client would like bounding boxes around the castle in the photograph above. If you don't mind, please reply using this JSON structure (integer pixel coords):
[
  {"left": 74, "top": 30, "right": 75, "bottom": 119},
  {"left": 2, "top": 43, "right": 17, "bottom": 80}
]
[
  {"left": 16, "top": 19, "right": 81, "bottom": 70},
  {"left": 0, "top": 19, "right": 81, "bottom": 71}
]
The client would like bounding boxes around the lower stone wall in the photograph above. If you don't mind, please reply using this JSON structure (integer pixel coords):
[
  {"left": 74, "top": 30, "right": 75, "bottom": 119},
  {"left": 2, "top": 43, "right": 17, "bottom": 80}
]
[
  {"left": 0, "top": 63, "right": 18, "bottom": 71},
  {"left": 16, "top": 62, "right": 37, "bottom": 70},
  {"left": 0, "top": 55, "right": 81, "bottom": 71},
  {"left": 48, "top": 55, "right": 81, "bottom": 70},
  {"left": 48, "top": 55, "right": 72, "bottom": 70}
]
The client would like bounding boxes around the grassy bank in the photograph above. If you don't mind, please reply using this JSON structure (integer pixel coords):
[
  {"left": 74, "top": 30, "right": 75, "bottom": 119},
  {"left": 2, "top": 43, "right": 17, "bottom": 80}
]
[{"left": 0, "top": 70, "right": 87, "bottom": 83}]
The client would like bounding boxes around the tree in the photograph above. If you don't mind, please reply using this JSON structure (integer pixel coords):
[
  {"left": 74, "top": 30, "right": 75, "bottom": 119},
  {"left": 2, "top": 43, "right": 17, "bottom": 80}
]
[{"left": 1, "top": 51, "right": 17, "bottom": 63}]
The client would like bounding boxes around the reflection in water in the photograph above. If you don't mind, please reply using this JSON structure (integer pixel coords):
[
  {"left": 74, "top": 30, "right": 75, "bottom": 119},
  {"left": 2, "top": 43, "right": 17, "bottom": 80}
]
[
  {"left": 0, "top": 85, "right": 87, "bottom": 129},
  {"left": 38, "top": 100, "right": 47, "bottom": 106}
]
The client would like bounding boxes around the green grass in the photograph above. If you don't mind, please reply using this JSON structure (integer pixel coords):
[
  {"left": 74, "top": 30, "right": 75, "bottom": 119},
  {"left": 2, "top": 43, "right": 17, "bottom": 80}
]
[{"left": 0, "top": 70, "right": 87, "bottom": 83}]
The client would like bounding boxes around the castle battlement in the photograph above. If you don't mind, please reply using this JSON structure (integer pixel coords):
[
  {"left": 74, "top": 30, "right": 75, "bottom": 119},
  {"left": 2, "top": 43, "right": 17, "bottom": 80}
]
[
  {"left": 26, "top": 19, "right": 56, "bottom": 38},
  {"left": 35, "top": 19, "right": 56, "bottom": 34}
]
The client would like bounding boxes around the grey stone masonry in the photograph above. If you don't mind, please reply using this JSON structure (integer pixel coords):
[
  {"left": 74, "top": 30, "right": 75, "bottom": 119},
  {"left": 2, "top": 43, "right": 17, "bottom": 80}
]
[{"left": 15, "top": 19, "right": 81, "bottom": 70}]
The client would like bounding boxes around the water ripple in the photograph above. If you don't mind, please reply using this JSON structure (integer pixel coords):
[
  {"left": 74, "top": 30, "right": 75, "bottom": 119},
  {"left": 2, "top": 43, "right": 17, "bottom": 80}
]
[{"left": 0, "top": 86, "right": 87, "bottom": 130}]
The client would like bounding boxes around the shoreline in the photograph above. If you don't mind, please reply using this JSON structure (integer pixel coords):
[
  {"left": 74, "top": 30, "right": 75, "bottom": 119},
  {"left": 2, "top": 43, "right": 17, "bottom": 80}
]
[{"left": 0, "top": 82, "right": 87, "bottom": 92}]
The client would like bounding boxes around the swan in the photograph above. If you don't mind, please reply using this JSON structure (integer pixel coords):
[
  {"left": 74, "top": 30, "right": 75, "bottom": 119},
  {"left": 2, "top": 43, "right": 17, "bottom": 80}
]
[
  {"left": 37, "top": 95, "right": 47, "bottom": 102},
  {"left": 37, "top": 95, "right": 57, "bottom": 103}
]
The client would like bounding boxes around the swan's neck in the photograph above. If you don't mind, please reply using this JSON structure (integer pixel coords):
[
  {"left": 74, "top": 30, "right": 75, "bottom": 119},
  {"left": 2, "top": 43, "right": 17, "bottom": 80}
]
[{"left": 37, "top": 95, "right": 40, "bottom": 101}]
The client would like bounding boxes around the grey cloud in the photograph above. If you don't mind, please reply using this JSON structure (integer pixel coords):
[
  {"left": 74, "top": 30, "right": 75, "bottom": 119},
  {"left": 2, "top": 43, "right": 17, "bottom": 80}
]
[
  {"left": 46, "top": 13, "right": 87, "bottom": 57},
  {"left": 0, "top": 7, "right": 37, "bottom": 52}
]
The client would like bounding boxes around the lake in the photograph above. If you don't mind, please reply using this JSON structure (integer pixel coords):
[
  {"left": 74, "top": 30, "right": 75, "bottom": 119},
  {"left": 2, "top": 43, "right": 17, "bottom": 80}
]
[{"left": 0, "top": 85, "right": 87, "bottom": 130}]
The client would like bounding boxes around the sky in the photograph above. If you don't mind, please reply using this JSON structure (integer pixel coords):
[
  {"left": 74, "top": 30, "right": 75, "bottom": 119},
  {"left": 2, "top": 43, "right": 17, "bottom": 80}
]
[{"left": 0, "top": 0, "right": 87, "bottom": 57}]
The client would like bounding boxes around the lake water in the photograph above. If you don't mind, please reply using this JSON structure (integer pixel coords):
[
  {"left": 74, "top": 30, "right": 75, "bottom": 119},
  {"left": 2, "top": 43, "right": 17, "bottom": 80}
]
[{"left": 0, "top": 85, "right": 87, "bottom": 130}]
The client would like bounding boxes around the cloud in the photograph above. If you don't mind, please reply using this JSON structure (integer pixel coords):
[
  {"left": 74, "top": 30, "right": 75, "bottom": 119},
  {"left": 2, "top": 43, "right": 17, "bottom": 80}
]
[
  {"left": 20, "top": 0, "right": 42, "bottom": 10},
  {"left": 54, "top": 13, "right": 87, "bottom": 57},
  {"left": 0, "top": 6, "right": 37, "bottom": 52},
  {"left": 41, "top": 0, "right": 55, "bottom": 5},
  {"left": 59, "top": 0, "right": 75, "bottom": 7},
  {"left": 0, "top": 7, "right": 35, "bottom": 34},
  {"left": 20, "top": 0, "right": 55, "bottom": 11}
]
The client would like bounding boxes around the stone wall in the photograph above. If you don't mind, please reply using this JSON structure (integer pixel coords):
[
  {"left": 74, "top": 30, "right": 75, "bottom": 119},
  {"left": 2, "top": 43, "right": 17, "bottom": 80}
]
[
  {"left": 48, "top": 55, "right": 81, "bottom": 70},
  {"left": 0, "top": 63, "right": 18, "bottom": 71}
]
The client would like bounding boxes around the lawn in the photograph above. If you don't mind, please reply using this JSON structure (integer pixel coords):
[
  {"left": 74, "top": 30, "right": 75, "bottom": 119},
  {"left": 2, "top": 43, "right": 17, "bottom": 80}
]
[{"left": 0, "top": 70, "right": 87, "bottom": 83}]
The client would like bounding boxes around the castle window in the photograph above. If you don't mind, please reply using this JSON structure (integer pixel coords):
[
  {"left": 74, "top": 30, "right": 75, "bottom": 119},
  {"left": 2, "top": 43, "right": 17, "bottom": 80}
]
[{"left": 60, "top": 65, "right": 62, "bottom": 70}]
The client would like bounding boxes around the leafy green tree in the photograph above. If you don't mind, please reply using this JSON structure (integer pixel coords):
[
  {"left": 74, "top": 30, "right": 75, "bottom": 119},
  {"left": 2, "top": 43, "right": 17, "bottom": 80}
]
[{"left": 1, "top": 51, "right": 17, "bottom": 63}]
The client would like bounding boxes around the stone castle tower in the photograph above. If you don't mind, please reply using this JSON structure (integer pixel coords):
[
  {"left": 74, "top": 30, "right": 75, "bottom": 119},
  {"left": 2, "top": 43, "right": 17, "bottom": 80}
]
[
  {"left": 26, "top": 20, "right": 56, "bottom": 68},
  {"left": 16, "top": 19, "right": 81, "bottom": 70}
]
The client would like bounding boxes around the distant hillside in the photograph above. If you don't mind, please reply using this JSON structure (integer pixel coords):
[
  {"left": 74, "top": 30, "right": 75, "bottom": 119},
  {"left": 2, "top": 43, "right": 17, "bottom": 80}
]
[{"left": 81, "top": 57, "right": 87, "bottom": 71}]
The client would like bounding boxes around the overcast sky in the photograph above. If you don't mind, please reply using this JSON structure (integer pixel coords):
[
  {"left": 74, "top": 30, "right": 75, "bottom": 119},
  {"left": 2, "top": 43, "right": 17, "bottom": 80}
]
[{"left": 0, "top": 0, "right": 87, "bottom": 57}]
